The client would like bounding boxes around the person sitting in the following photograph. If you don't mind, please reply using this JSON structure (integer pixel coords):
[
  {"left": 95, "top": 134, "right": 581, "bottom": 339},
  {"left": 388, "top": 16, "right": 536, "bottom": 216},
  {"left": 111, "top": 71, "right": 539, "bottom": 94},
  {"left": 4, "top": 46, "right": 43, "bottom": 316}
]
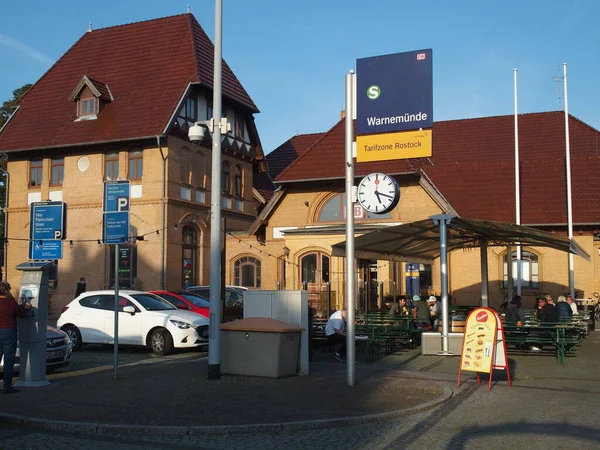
[
  {"left": 566, "top": 295, "right": 578, "bottom": 315},
  {"left": 504, "top": 295, "right": 525, "bottom": 326},
  {"left": 427, "top": 296, "right": 440, "bottom": 329},
  {"left": 325, "top": 308, "right": 347, "bottom": 362},
  {"left": 555, "top": 296, "right": 573, "bottom": 321},
  {"left": 412, "top": 295, "right": 431, "bottom": 330},
  {"left": 398, "top": 296, "right": 410, "bottom": 316},
  {"left": 530, "top": 297, "right": 558, "bottom": 352}
]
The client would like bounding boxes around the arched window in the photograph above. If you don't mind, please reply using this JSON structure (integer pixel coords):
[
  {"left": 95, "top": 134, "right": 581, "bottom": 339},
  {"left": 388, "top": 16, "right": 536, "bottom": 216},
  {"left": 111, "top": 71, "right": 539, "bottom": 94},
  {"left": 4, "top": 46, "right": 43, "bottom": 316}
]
[
  {"left": 503, "top": 250, "right": 539, "bottom": 289},
  {"left": 182, "top": 226, "right": 199, "bottom": 288},
  {"left": 300, "top": 251, "right": 330, "bottom": 313},
  {"left": 318, "top": 193, "right": 391, "bottom": 222},
  {"left": 234, "top": 165, "right": 243, "bottom": 197},
  {"left": 234, "top": 256, "right": 261, "bottom": 288},
  {"left": 222, "top": 161, "right": 231, "bottom": 194}
]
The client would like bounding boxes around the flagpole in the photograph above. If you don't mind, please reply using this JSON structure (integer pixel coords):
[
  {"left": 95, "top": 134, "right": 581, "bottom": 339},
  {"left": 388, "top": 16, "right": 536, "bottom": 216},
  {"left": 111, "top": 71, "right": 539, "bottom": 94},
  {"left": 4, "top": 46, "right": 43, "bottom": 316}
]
[
  {"left": 514, "top": 69, "right": 522, "bottom": 298},
  {"left": 563, "top": 62, "right": 575, "bottom": 298}
]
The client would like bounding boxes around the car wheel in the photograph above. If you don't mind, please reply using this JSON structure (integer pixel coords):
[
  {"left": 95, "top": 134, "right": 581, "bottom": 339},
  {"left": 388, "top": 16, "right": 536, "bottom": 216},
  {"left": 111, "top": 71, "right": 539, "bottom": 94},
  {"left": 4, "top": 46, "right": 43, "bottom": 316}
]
[
  {"left": 149, "top": 328, "right": 173, "bottom": 355},
  {"left": 62, "top": 325, "right": 82, "bottom": 351}
]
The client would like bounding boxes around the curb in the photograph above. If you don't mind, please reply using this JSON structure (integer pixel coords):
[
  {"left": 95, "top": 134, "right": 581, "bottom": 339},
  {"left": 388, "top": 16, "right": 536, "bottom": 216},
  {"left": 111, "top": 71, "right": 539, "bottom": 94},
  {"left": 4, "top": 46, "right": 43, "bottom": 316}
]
[{"left": 0, "top": 386, "right": 453, "bottom": 436}]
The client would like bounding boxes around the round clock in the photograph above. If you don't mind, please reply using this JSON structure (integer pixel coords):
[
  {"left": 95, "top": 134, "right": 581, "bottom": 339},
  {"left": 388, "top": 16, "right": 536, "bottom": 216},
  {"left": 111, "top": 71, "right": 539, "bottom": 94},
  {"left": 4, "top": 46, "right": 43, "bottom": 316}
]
[{"left": 356, "top": 172, "right": 399, "bottom": 214}]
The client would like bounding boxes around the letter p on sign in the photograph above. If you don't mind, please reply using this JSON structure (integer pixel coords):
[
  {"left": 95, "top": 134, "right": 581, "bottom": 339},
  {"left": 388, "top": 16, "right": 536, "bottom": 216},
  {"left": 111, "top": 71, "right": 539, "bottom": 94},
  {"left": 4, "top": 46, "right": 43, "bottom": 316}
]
[{"left": 117, "top": 197, "right": 130, "bottom": 212}]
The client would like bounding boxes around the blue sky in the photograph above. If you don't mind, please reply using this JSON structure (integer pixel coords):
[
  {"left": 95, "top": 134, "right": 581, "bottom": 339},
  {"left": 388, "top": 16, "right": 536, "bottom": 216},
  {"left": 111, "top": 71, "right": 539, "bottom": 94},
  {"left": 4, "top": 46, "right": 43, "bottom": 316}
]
[{"left": 1, "top": 0, "right": 598, "bottom": 153}]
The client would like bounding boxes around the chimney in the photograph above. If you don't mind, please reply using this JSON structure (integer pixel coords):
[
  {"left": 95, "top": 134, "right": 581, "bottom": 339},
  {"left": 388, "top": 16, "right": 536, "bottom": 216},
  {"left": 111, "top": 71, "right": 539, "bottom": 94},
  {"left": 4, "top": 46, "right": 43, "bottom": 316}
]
[{"left": 340, "top": 110, "right": 346, "bottom": 119}]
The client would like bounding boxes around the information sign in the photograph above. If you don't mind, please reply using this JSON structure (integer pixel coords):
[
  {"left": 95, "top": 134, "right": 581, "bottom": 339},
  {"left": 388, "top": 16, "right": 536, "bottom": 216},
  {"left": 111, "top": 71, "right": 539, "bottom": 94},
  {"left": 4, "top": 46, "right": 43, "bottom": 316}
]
[
  {"left": 102, "top": 212, "right": 130, "bottom": 245},
  {"left": 29, "top": 240, "right": 63, "bottom": 260},
  {"left": 103, "top": 180, "right": 131, "bottom": 213},
  {"left": 29, "top": 201, "right": 67, "bottom": 241}
]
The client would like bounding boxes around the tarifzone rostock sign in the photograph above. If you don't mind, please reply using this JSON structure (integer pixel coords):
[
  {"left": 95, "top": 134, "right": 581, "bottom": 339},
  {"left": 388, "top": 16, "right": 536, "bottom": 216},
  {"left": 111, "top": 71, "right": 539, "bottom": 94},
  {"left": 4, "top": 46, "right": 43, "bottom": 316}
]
[{"left": 356, "top": 49, "right": 433, "bottom": 135}]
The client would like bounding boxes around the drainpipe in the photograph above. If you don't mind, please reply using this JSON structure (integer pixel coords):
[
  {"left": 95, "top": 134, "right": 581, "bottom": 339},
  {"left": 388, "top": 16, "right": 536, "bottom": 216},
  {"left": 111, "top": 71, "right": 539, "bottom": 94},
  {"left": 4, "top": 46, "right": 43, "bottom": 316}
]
[
  {"left": 0, "top": 167, "right": 8, "bottom": 282},
  {"left": 157, "top": 136, "right": 166, "bottom": 290}
]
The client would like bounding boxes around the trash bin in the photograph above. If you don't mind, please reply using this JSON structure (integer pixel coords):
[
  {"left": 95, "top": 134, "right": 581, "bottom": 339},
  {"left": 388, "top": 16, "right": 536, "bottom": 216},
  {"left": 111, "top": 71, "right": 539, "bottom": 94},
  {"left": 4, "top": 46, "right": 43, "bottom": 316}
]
[{"left": 221, "top": 317, "right": 304, "bottom": 378}]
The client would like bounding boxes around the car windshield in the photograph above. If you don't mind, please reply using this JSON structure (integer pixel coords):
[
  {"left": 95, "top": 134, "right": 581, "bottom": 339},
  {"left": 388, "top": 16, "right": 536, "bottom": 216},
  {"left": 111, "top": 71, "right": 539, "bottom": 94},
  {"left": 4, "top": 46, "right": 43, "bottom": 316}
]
[
  {"left": 178, "top": 293, "right": 210, "bottom": 308},
  {"left": 131, "top": 293, "right": 176, "bottom": 311}
]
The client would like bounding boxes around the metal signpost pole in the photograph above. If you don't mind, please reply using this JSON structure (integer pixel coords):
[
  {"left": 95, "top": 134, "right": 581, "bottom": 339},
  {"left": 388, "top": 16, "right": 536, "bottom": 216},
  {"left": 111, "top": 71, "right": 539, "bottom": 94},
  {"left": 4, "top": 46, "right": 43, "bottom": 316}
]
[
  {"left": 114, "top": 243, "right": 119, "bottom": 381},
  {"left": 432, "top": 214, "right": 453, "bottom": 355},
  {"left": 344, "top": 70, "right": 356, "bottom": 386},
  {"left": 514, "top": 69, "right": 522, "bottom": 298},
  {"left": 208, "top": 0, "right": 224, "bottom": 380}
]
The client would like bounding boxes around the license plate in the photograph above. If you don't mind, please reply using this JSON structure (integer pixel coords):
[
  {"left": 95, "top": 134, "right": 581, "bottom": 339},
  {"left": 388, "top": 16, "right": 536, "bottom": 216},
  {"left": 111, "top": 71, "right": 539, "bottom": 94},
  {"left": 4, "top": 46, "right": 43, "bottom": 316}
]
[{"left": 47, "top": 351, "right": 64, "bottom": 359}]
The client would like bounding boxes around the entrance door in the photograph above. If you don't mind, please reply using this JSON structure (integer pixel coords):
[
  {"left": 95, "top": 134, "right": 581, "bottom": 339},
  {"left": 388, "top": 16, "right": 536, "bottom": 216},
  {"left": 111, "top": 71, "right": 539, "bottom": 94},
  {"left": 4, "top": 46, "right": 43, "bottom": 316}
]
[
  {"left": 300, "top": 251, "right": 330, "bottom": 316},
  {"left": 358, "top": 259, "right": 378, "bottom": 313}
]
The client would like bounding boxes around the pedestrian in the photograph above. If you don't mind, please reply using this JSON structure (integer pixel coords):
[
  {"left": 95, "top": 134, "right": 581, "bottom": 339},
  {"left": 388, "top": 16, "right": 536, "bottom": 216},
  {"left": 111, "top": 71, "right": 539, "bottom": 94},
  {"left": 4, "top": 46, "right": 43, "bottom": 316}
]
[
  {"left": 0, "top": 281, "right": 31, "bottom": 393},
  {"left": 504, "top": 295, "right": 525, "bottom": 326},
  {"left": 325, "top": 308, "right": 347, "bottom": 362},
  {"left": 427, "top": 295, "right": 440, "bottom": 329},
  {"left": 75, "top": 277, "right": 87, "bottom": 298},
  {"left": 566, "top": 295, "right": 578, "bottom": 315}
]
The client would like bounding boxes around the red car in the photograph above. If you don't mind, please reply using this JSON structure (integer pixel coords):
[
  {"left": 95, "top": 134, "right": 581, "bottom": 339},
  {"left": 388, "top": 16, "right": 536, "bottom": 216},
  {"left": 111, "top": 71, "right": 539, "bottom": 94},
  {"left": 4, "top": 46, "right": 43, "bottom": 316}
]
[{"left": 150, "top": 291, "right": 210, "bottom": 318}]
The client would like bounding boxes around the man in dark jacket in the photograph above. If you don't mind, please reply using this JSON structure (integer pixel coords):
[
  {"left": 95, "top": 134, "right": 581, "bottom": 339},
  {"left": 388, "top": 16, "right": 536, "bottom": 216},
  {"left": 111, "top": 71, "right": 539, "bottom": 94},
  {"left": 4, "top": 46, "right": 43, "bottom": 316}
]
[
  {"left": 529, "top": 297, "right": 558, "bottom": 352},
  {"left": 75, "top": 277, "right": 86, "bottom": 298},
  {"left": 0, "top": 281, "right": 31, "bottom": 393}
]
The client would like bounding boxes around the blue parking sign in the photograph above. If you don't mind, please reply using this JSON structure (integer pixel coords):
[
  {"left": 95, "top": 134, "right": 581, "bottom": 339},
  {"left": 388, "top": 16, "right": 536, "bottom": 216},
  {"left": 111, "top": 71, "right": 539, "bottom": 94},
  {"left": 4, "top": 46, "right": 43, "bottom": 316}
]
[{"left": 102, "top": 212, "right": 130, "bottom": 244}]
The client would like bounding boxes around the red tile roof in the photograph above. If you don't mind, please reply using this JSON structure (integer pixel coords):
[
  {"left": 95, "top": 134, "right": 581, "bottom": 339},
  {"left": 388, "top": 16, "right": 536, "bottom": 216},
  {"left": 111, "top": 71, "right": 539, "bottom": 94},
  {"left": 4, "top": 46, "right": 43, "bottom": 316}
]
[
  {"left": 276, "top": 112, "right": 600, "bottom": 225},
  {"left": 0, "top": 13, "right": 257, "bottom": 153},
  {"left": 251, "top": 132, "right": 327, "bottom": 200}
]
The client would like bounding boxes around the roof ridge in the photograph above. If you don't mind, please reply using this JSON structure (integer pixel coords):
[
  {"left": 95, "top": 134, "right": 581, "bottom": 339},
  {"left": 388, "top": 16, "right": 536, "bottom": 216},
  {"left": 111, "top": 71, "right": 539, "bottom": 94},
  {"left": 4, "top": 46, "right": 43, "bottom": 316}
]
[
  {"left": 89, "top": 13, "right": 188, "bottom": 33},
  {"left": 274, "top": 118, "right": 343, "bottom": 182}
]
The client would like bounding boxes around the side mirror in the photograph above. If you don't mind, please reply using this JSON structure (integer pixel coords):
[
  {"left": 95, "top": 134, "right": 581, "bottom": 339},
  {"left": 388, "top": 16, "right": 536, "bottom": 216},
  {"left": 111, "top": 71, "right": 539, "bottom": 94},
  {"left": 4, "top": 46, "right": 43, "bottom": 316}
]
[{"left": 123, "top": 306, "right": 136, "bottom": 315}]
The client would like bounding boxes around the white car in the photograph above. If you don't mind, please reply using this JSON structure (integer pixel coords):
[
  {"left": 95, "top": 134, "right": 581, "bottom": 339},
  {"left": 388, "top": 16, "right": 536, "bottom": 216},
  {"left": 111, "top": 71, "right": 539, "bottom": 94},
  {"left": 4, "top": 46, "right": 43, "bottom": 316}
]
[{"left": 57, "top": 290, "right": 209, "bottom": 355}]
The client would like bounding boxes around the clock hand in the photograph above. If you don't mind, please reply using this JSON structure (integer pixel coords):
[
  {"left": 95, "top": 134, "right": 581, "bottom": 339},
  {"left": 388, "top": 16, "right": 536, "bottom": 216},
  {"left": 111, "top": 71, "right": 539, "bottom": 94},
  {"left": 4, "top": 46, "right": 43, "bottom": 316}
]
[
  {"left": 374, "top": 191, "right": 382, "bottom": 203},
  {"left": 378, "top": 192, "right": 395, "bottom": 199}
]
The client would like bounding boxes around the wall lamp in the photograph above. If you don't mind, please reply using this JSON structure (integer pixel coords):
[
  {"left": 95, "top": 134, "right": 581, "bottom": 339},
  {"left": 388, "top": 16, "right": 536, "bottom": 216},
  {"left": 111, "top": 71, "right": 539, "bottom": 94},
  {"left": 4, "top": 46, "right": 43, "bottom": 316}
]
[{"left": 283, "top": 245, "right": 290, "bottom": 257}]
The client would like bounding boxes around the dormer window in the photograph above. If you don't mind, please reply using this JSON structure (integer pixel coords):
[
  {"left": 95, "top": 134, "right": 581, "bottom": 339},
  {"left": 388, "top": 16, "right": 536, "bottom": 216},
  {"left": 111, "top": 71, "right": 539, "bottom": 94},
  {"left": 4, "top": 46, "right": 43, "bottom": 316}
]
[
  {"left": 80, "top": 98, "right": 96, "bottom": 116},
  {"left": 69, "top": 75, "right": 112, "bottom": 121}
]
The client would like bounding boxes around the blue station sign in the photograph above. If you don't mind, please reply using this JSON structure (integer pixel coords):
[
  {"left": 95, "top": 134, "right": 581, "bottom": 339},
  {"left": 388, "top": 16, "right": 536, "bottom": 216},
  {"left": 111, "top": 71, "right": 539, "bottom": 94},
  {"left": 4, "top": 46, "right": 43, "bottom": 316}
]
[
  {"left": 356, "top": 49, "right": 433, "bottom": 136},
  {"left": 102, "top": 211, "right": 130, "bottom": 245},
  {"left": 103, "top": 180, "right": 131, "bottom": 213},
  {"left": 29, "top": 240, "right": 63, "bottom": 260}
]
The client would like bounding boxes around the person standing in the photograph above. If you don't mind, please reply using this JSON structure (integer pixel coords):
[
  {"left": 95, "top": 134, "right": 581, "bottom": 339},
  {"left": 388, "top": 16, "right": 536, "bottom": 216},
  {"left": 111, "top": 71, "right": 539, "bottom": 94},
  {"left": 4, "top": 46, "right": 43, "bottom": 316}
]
[
  {"left": 0, "top": 281, "right": 31, "bottom": 394},
  {"left": 325, "top": 309, "right": 347, "bottom": 362},
  {"left": 75, "top": 277, "right": 87, "bottom": 298}
]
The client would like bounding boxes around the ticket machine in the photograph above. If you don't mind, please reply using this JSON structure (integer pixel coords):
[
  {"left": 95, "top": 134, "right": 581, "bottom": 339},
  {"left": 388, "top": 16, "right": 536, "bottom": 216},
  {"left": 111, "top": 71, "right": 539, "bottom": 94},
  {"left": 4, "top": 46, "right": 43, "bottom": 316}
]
[{"left": 15, "top": 262, "right": 53, "bottom": 387}]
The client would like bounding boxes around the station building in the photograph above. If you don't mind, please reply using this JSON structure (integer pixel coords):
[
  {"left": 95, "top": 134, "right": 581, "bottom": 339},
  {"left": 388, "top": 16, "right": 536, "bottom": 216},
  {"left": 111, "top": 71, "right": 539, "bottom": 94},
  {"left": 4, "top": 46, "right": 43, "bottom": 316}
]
[
  {"left": 0, "top": 14, "right": 267, "bottom": 312},
  {"left": 231, "top": 111, "right": 600, "bottom": 314}
]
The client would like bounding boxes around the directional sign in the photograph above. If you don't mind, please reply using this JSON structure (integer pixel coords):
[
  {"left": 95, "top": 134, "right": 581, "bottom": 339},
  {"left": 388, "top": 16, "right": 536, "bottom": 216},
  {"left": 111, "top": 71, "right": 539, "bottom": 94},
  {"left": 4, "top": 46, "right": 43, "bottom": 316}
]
[
  {"left": 30, "top": 201, "right": 67, "bottom": 241},
  {"left": 103, "top": 180, "right": 131, "bottom": 212},
  {"left": 102, "top": 212, "right": 130, "bottom": 245},
  {"left": 29, "top": 240, "right": 63, "bottom": 260}
]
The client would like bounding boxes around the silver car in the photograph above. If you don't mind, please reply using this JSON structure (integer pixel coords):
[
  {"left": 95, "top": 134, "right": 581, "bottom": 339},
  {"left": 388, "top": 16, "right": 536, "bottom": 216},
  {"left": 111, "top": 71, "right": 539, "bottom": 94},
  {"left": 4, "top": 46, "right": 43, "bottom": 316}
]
[{"left": 0, "top": 326, "right": 73, "bottom": 373}]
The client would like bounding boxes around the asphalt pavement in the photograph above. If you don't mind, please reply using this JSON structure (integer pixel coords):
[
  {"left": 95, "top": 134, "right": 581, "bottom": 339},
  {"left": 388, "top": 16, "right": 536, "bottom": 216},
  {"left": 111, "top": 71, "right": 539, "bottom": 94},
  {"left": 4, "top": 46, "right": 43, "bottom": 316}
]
[{"left": 0, "top": 330, "right": 598, "bottom": 449}]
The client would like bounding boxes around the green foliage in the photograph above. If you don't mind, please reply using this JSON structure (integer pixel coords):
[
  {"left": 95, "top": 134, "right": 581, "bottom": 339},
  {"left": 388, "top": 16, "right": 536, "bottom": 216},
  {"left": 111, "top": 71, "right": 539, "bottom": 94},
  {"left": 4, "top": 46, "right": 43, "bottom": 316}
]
[
  {"left": 0, "top": 84, "right": 31, "bottom": 130},
  {"left": 0, "top": 84, "right": 31, "bottom": 256}
]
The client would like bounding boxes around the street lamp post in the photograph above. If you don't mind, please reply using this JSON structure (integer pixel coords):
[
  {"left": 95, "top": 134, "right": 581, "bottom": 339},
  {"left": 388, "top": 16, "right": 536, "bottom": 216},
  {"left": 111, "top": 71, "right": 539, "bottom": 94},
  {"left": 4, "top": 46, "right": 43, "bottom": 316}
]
[{"left": 188, "top": 0, "right": 229, "bottom": 380}]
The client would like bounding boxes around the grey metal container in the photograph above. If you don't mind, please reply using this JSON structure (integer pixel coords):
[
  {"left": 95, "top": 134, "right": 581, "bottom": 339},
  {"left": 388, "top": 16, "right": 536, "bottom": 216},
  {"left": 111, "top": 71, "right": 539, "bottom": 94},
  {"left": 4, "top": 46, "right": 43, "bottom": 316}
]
[{"left": 221, "top": 317, "right": 304, "bottom": 378}]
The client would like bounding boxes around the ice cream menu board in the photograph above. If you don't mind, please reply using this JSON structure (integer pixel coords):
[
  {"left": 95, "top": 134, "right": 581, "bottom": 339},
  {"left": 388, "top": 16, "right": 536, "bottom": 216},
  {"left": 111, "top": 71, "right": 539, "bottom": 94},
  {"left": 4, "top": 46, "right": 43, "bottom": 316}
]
[{"left": 460, "top": 307, "right": 498, "bottom": 373}]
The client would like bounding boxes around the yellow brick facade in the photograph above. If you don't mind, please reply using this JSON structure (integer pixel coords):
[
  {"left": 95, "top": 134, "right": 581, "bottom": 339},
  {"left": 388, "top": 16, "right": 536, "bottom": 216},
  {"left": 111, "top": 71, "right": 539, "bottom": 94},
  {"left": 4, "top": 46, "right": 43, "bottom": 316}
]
[
  {"left": 226, "top": 175, "right": 600, "bottom": 312},
  {"left": 6, "top": 136, "right": 258, "bottom": 314}
]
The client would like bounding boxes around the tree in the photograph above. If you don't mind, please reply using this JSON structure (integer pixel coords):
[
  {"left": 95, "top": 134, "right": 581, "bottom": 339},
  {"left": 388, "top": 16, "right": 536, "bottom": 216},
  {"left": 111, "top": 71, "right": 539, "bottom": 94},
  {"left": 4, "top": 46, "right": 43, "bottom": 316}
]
[
  {"left": 0, "top": 83, "right": 31, "bottom": 269},
  {"left": 0, "top": 84, "right": 31, "bottom": 130}
]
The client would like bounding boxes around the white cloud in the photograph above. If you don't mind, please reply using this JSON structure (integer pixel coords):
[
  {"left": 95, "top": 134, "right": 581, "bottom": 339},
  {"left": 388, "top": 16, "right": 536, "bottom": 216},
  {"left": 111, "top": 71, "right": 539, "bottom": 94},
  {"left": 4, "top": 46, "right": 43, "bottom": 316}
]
[{"left": 0, "top": 33, "right": 54, "bottom": 66}]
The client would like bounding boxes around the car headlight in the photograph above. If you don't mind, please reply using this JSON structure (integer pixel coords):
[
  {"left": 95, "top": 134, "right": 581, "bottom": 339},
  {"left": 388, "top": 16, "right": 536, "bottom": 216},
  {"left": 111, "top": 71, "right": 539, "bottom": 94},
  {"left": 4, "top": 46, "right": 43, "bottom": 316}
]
[{"left": 170, "top": 320, "right": 192, "bottom": 329}]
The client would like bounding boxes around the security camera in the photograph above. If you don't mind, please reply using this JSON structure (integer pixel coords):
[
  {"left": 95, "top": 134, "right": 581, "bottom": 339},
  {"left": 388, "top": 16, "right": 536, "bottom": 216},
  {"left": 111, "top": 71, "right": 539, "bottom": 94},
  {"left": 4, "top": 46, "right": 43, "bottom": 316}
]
[{"left": 188, "top": 123, "right": 206, "bottom": 145}]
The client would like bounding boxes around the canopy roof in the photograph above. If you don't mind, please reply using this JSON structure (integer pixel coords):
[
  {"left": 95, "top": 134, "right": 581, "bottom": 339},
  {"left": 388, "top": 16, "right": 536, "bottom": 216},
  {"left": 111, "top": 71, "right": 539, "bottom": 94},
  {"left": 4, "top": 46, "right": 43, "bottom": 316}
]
[{"left": 331, "top": 217, "right": 590, "bottom": 264}]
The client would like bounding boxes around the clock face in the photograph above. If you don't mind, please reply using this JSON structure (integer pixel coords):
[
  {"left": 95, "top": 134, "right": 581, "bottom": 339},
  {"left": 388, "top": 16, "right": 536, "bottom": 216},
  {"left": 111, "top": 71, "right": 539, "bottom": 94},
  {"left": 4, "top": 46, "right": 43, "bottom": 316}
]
[{"left": 356, "top": 172, "right": 399, "bottom": 214}]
